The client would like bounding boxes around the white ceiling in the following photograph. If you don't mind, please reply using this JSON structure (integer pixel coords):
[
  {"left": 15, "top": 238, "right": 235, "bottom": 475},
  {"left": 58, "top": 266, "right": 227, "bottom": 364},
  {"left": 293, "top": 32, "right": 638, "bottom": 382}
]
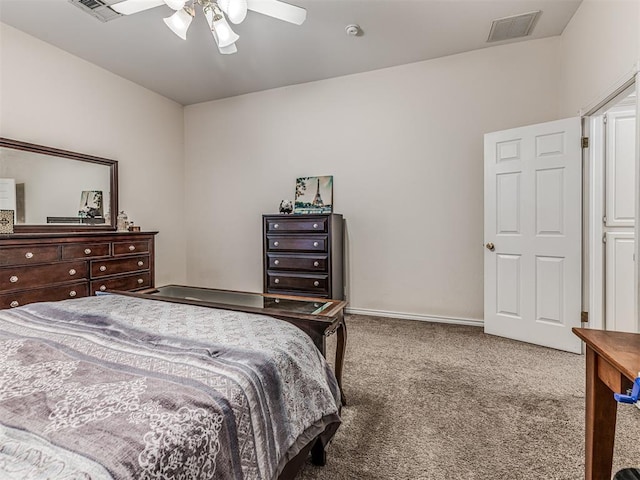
[{"left": 0, "top": 0, "right": 581, "bottom": 106}]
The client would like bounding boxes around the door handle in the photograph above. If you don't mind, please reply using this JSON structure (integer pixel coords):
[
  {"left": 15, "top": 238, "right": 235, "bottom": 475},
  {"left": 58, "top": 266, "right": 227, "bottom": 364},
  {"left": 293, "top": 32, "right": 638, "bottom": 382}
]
[{"left": 485, "top": 242, "right": 495, "bottom": 251}]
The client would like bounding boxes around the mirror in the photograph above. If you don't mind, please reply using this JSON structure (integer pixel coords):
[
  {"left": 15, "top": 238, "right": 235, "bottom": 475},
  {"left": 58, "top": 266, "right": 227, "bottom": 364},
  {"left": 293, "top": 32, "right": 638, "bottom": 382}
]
[{"left": 0, "top": 138, "right": 118, "bottom": 233}]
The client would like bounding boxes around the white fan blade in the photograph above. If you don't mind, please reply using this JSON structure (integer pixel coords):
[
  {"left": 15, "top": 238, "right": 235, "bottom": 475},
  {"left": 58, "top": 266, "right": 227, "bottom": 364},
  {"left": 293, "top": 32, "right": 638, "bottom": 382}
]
[
  {"left": 220, "top": 0, "right": 248, "bottom": 25},
  {"left": 111, "top": 0, "right": 165, "bottom": 15},
  {"left": 246, "top": 0, "right": 306, "bottom": 25}
]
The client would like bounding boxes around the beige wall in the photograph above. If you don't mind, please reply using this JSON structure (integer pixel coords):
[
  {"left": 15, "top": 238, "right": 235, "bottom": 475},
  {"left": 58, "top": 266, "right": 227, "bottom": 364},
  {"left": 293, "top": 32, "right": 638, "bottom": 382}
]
[
  {"left": 0, "top": 24, "right": 187, "bottom": 286},
  {"left": 184, "top": 38, "right": 561, "bottom": 321},
  {"left": 558, "top": 0, "right": 640, "bottom": 116}
]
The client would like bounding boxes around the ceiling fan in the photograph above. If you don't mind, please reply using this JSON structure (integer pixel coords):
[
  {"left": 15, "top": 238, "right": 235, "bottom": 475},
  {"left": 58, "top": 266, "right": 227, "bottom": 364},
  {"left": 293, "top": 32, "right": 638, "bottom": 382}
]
[{"left": 111, "top": 0, "right": 307, "bottom": 55}]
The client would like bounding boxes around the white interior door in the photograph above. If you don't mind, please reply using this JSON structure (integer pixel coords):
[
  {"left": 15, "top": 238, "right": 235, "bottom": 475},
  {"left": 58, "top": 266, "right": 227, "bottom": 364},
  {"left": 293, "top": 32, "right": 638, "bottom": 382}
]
[
  {"left": 604, "top": 104, "right": 637, "bottom": 332},
  {"left": 484, "top": 117, "right": 582, "bottom": 353}
]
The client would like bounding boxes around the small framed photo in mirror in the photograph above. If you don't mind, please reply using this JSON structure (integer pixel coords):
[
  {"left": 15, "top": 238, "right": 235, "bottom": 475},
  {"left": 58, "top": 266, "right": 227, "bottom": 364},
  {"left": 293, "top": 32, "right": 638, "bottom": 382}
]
[{"left": 78, "top": 190, "right": 104, "bottom": 219}]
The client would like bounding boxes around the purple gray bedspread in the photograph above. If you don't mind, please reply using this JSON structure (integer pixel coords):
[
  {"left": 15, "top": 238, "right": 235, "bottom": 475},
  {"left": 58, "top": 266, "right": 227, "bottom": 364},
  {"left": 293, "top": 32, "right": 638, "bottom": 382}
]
[{"left": 0, "top": 294, "right": 341, "bottom": 479}]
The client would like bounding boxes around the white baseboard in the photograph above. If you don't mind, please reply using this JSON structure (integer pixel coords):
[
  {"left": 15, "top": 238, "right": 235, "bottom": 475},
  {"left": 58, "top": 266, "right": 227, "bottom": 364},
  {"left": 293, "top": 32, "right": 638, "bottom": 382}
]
[{"left": 344, "top": 307, "right": 484, "bottom": 327}]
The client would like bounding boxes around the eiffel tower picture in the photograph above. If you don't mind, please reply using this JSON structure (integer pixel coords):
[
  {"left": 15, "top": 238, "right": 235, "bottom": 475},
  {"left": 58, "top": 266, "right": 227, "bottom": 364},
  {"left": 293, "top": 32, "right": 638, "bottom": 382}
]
[
  {"left": 312, "top": 178, "right": 324, "bottom": 207},
  {"left": 294, "top": 175, "right": 333, "bottom": 214}
]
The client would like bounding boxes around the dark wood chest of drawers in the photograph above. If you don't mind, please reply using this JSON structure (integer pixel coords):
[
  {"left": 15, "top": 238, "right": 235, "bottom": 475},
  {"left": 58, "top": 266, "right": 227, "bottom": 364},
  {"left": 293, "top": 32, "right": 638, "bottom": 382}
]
[
  {"left": 263, "top": 214, "right": 344, "bottom": 299},
  {"left": 0, "top": 231, "right": 157, "bottom": 309}
]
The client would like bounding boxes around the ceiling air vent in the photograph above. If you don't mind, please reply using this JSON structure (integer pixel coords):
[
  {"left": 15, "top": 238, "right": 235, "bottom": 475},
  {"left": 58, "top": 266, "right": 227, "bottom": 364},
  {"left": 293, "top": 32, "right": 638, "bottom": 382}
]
[
  {"left": 68, "top": 0, "right": 124, "bottom": 22},
  {"left": 487, "top": 11, "right": 541, "bottom": 42}
]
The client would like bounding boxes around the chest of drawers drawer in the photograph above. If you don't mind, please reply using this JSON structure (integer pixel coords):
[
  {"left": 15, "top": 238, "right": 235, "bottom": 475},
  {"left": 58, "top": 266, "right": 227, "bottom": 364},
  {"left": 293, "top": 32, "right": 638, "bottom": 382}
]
[
  {"left": 91, "top": 256, "right": 149, "bottom": 278},
  {"left": 113, "top": 240, "right": 150, "bottom": 256},
  {"left": 265, "top": 217, "right": 328, "bottom": 233},
  {"left": 0, "top": 281, "right": 88, "bottom": 309},
  {"left": 0, "top": 245, "right": 60, "bottom": 266},
  {"left": 266, "top": 272, "right": 329, "bottom": 295},
  {"left": 62, "top": 243, "right": 111, "bottom": 259},
  {"left": 266, "top": 236, "right": 327, "bottom": 252},
  {"left": 0, "top": 261, "right": 88, "bottom": 292},
  {"left": 266, "top": 254, "right": 327, "bottom": 272},
  {"left": 91, "top": 272, "right": 151, "bottom": 294}
]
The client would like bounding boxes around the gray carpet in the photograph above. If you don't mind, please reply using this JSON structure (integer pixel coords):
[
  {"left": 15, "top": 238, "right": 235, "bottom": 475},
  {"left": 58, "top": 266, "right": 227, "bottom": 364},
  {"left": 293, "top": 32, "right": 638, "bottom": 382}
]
[{"left": 297, "top": 315, "right": 640, "bottom": 480}]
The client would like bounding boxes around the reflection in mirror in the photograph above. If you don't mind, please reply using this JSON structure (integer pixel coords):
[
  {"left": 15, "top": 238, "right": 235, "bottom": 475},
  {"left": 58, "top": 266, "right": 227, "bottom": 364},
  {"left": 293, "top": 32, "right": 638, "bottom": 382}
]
[{"left": 0, "top": 138, "right": 118, "bottom": 232}]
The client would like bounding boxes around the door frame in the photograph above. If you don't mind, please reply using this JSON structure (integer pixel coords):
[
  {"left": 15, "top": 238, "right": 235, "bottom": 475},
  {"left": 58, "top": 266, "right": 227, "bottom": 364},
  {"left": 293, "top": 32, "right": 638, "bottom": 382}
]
[{"left": 584, "top": 71, "right": 639, "bottom": 331}]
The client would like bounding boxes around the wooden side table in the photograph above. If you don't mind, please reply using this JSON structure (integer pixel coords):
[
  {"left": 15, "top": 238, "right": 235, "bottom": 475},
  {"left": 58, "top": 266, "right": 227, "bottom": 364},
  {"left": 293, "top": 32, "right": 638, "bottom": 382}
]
[{"left": 572, "top": 328, "right": 640, "bottom": 480}]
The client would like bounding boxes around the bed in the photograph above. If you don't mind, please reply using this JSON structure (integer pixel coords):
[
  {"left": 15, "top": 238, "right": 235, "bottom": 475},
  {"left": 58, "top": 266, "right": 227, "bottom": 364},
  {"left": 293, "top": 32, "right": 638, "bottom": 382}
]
[{"left": 0, "top": 293, "right": 341, "bottom": 479}]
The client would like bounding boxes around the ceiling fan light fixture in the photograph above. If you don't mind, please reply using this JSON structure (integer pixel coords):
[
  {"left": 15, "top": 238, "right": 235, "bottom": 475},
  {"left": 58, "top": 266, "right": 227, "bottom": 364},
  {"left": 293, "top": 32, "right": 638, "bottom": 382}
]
[
  {"left": 164, "top": 0, "right": 186, "bottom": 10},
  {"left": 212, "top": 12, "right": 240, "bottom": 47},
  {"left": 163, "top": 7, "right": 194, "bottom": 40},
  {"left": 206, "top": 7, "right": 239, "bottom": 53}
]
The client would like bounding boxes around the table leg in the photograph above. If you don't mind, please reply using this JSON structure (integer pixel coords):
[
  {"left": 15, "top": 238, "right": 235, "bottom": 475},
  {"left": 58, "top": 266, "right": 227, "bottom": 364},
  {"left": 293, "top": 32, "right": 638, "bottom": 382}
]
[
  {"left": 335, "top": 317, "right": 347, "bottom": 406},
  {"left": 585, "top": 346, "right": 617, "bottom": 480}
]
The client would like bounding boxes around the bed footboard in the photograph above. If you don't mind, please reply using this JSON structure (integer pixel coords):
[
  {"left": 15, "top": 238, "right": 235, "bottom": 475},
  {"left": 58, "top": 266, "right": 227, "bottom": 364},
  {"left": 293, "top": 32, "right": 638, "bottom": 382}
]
[{"left": 278, "top": 420, "right": 341, "bottom": 479}]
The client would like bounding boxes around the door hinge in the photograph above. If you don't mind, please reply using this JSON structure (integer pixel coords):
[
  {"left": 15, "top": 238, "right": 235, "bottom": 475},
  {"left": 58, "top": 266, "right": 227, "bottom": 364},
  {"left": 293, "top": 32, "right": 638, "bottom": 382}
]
[
  {"left": 603, "top": 216, "right": 607, "bottom": 224},
  {"left": 603, "top": 233, "right": 607, "bottom": 243},
  {"left": 581, "top": 311, "right": 589, "bottom": 323},
  {"left": 582, "top": 137, "right": 589, "bottom": 148},
  {"left": 603, "top": 114, "right": 608, "bottom": 124}
]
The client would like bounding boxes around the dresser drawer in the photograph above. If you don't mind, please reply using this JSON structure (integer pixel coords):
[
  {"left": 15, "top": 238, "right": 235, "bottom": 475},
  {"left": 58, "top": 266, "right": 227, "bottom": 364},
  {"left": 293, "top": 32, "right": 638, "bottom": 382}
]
[
  {"left": 0, "top": 261, "right": 88, "bottom": 292},
  {"left": 266, "top": 217, "right": 328, "bottom": 233},
  {"left": 91, "top": 256, "right": 149, "bottom": 278},
  {"left": 266, "top": 273, "right": 329, "bottom": 294},
  {"left": 0, "top": 282, "right": 88, "bottom": 309},
  {"left": 113, "top": 240, "right": 150, "bottom": 256},
  {"left": 266, "top": 236, "right": 327, "bottom": 253},
  {"left": 62, "top": 243, "right": 111, "bottom": 260},
  {"left": 91, "top": 272, "right": 151, "bottom": 294},
  {"left": 0, "top": 245, "right": 60, "bottom": 266},
  {"left": 267, "top": 254, "right": 327, "bottom": 272}
]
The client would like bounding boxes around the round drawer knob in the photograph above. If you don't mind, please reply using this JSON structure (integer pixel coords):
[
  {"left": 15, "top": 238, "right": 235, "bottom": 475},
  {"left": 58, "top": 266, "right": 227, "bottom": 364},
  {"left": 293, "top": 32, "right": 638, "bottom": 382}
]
[
  {"left": 313, "top": 281, "right": 320, "bottom": 287},
  {"left": 274, "top": 260, "right": 280, "bottom": 265},
  {"left": 274, "top": 278, "right": 280, "bottom": 284},
  {"left": 137, "top": 278, "right": 144, "bottom": 284},
  {"left": 313, "top": 303, "right": 320, "bottom": 308},
  {"left": 25, "top": 252, "right": 34, "bottom": 259},
  {"left": 313, "top": 223, "right": 318, "bottom": 229},
  {"left": 274, "top": 224, "right": 279, "bottom": 229},
  {"left": 10, "top": 301, "right": 19, "bottom": 308},
  {"left": 9, "top": 275, "right": 18, "bottom": 283},
  {"left": 313, "top": 242, "right": 319, "bottom": 247},
  {"left": 69, "top": 290, "right": 77, "bottom": 297},
  {"left": 99, "top": 266, "right": 107, "bottom": 272},
  {"left": 274, "top": 298, "right": 280, "bottom": 303},
  {"left": 138, "top": 261, "right": 144, "bottom": 267},
  {"left": 99, "top": 285, "right": 107, "bottom": 291},
  {"left": 129, "top": 245, "right": 136, "bottom": 251},
  {"left": 313, "top": 261, "right": 320, "bottom": 267},
  {"left": 273, "top": 241, "right": 279, "bottom": 247},
  {"left": 69, "top": 269, "right": 77, "bottom": 276},
  {"left": 84, "top": 248, "right": 92, "bottom": 255}
]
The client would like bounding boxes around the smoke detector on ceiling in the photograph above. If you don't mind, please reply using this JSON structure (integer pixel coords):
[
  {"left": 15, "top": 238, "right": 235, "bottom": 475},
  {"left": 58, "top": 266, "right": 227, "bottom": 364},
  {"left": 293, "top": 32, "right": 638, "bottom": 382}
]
[
  {"left": 345, "top": 24, "right": 362, "bottom": 37},
  {"left": 487, "top": 11, "right": 541, "bottom": 42}
]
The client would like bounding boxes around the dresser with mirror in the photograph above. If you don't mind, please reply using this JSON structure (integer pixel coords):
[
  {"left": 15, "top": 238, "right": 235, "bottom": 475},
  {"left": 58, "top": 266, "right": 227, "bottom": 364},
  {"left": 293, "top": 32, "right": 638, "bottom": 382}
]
[{"left": 0, "top": 138, "right": 157, "bottom": 309}]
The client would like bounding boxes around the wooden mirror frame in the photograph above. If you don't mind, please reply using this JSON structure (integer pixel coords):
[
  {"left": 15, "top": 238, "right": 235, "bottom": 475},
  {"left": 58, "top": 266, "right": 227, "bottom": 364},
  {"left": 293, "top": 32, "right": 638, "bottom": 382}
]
[{"left": 0, "top": 138, "right": 118, "bottom": 233}]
